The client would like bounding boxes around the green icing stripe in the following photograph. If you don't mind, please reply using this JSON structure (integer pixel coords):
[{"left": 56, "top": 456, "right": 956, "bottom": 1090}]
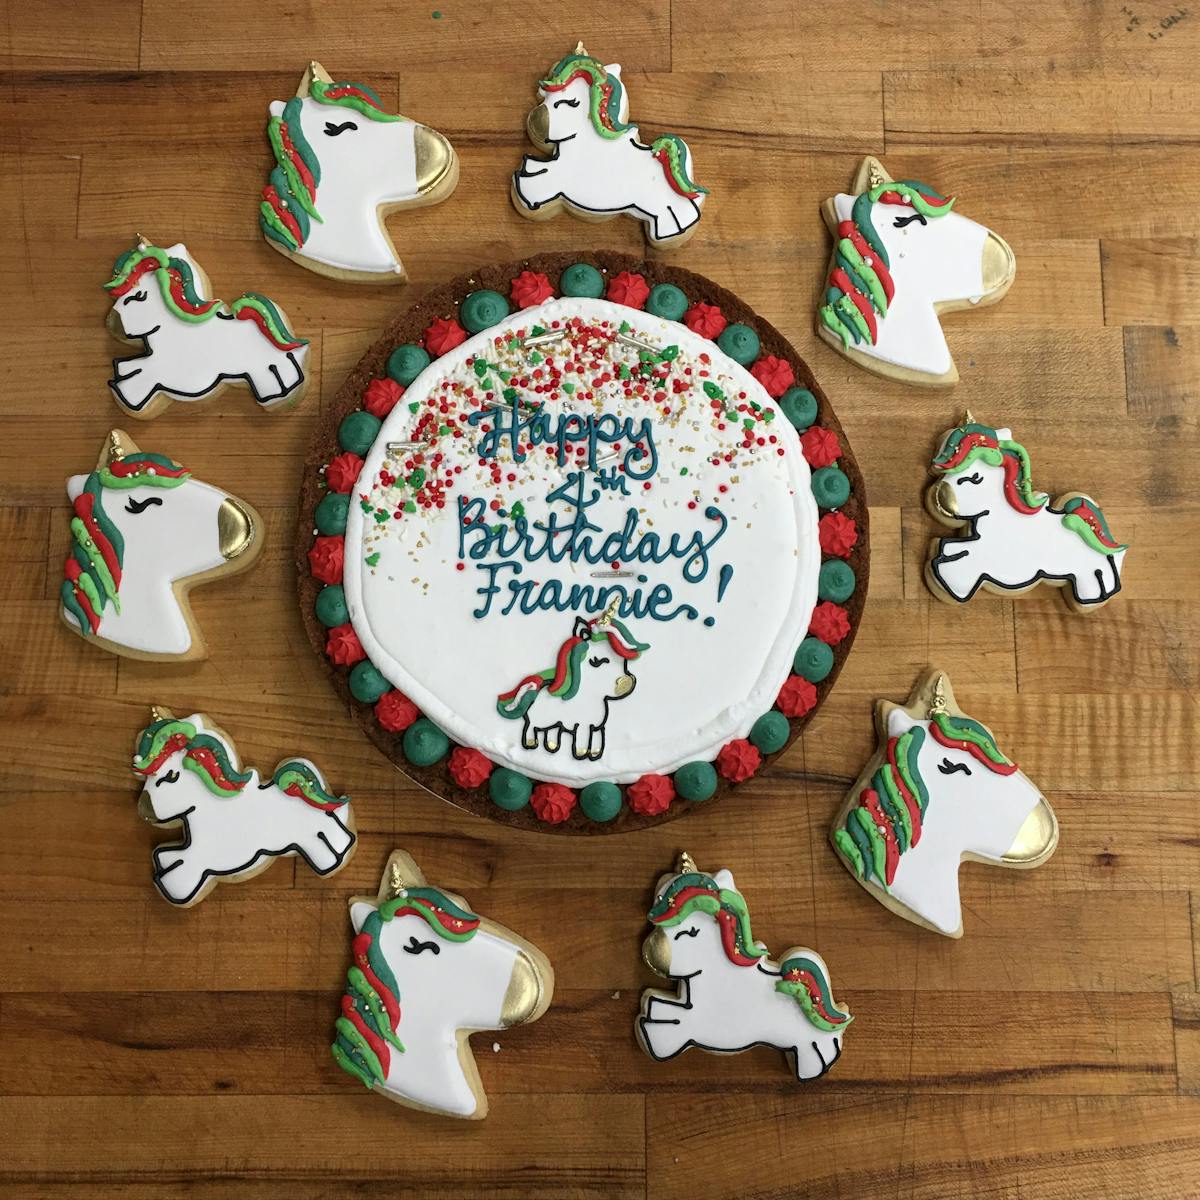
[
  {"left": 260, "top": 200, "right": 299, "bottom": 251},
  {"left": 312, "top": 79, "right": 403, "bottom": 122},
  {"left": 61, "top": 580, "right": 91, "bottom": 633},
  {"left": 852, "top": 806, "right": 888, "bottom": 887},
  {"left": 834, "top": 828, "right": 864, "bottom": 878},
  {"left": 348, "top": 966, "right": 404, "bottom": 1051},
  {"left": 1062, "top": 512, "right": 1121, "bottom": 554},
  {"left": 331, "top": 1038, "right": 376, "bottom": 1089},
  {"left": 833, "top": 294, "right": 871, "bottom": 343},
  {"left": 897, "top": 727, "right": 929, "bottom": 815},
  {"left": 874, "top": 765, "right": 911, "bottom": 853},
  {"left": 818, "top": 305, "right": 851, "bottom": 348},
  {"left": 362, "top": 912, "right": 402, "bottom": 1000},
  {"left": 268, "top": 115, "right": 319, "bottom": 217},
  {"left": 934, "top": 713, "right": 1011, "bottom": 766},
  {"left": 845, "top": 817, "right": 874, "bottom": 882},
  {"left": 334, "top": 1016, "right": 384, "bottom": 1082},
  {"left": 231, "top": 293, "right": 308, "bottom": 348},
  {"left": 135, "top": 718, "right": 196, "bottom": 765},
  {"left": 837, "top": 238, "right": 887, "bottom": 313},
  {"left": 70, "top": 517, "right": 119, "bottom": 606},
  {"left": 74, "top": 566, "right": 103, "bottom": 614}
]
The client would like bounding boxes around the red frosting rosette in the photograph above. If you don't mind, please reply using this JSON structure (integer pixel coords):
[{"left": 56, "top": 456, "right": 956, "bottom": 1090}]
[
  {"left": 308, "top": 535, "right": 345, "bottom": 585},
  {"left": 749, "top": 355, "right": 795, "bottom": 398},
  {"left": 325, "top": 622, "right": 365, "bottom": 666},
  {"left": 627, "top": 773, "right": 675, "bottom": 816},
  {"left": 819, "top": 512, "right": 858, "bottom": 558},
  {"left": 800, "top": 427, "right": 841, "bottom": 469},
  {"left": 425, "top": 317, "right": 467, "bottom": 357},
  {"left": 776, "top": 675, "right": 818, "bottom": 719},
  {"left": 809, "top": 602, "right": 851, "bottom": 645},
  {"left": 448, "top": 746, "right": 493, "bottom": 789},
  {"left": 324, "top": 452, "right": 364, "bottom": 494},
  {"left": 683, "top": 302, "right": 727, "bottom": 339},
  {"left": 606, "top": 271, "right": 650, "bottom": 309},
  {"left": 510, "top": 270, "right": 554, "bottom": 308},
  {"left": 716, "top": 738, "right": 761, "bottom": 783},
  {"left": 364, "top": 377, "right": 404, "bottom": 418},
  {"left": 375, "top": 690, "right": 418, "bottom": 733},
  {"left": 530, "top": 782, "right": 577, "bottom": 824}
]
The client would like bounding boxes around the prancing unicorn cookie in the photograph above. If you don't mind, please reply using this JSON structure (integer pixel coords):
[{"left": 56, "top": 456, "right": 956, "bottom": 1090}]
[
  {"left": 816, "top": 156, "right": 1015, "bottom": 386},
  {"left": 61, "top": 430, "right": 262, "bottom": 661},
  {"left": 132, "top": 708, "right": 356, "bottom": 907},
  {"left": 106, "top": 240, "right": 309, "bottom": 417},
  {"left": 638, "top": 853, "right": 852, "bottom": 1080},
  {"left": 926, "top": 415, "right": 1128, "bottom": 612},
  {"left": 331, "top": 850, "right": 554, "bottom": 1119},
  {"left": 831, "top": 671, "right": 1058, "bottom": 938},
  {"left": 512, "top": 45, "right": 707, "bottom": 248},
  {"left": 260, "top": 62, "right": 458, "bottom": 283}
]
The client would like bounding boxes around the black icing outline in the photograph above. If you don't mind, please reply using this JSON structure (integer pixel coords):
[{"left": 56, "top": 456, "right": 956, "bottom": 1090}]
[{"left": 110, "top": 349, "right": 306, "bottom": 411}]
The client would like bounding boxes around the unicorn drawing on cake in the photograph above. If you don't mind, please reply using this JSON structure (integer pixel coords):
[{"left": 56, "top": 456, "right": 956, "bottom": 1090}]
[
  {"left": 512, "top": 46, "right": 708, "bottom": 248},
  {"left": 816, "top": 156, "right": 1016, "bottom": 385},
  {"left": 331, "top": 850, "right": 554, "bottom": 1119},
  {"left": 831, "top": 671, "right": 1058, "bottom": 938},
  {"left": 260, "top": 61, "right": 458, "bottom": 282},
  {"left": 638, "top": 853, "right": 852, "bottom": 1080},
  {"left": 132, "top": 708, "right": 356, "bottom": 907},
  {"left": 926, "top": 416, "right": 1128, "bottom": 612},
  {"left": 105, "top": 241, "right": 308, "bottom": 416},
  {"left": 496, "top": 604, "right": 648, "bottom": 761},
  {"left": 60, "top": 430, "right": 262, "bottom": 660}
]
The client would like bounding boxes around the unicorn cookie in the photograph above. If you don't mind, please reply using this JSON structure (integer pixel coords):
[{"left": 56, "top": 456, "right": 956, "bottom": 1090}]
[
  {"left": 106, "top": 240, "right": 309, "bottom": 417},
  {"left": 260, "top": 62, "right": 458, "bottom": 283},
  {"left": 816, "top": 156, "right": 1015, "bottom": 386},
  {"left": 831, "top": 671, "right": 1058, "bottom": 938},
  {"left": 512, "top": 46, "right": 707, "bottom": 248},
  {"left": 926, "top": 416, "right": 1128, "bottom": 612},
  {"left": 60, "top": 430, "right": 262, "bottom": 661},
  {"left": 638, "top": 853, "right": 852, "bottom": 1080},
  {"left": 331, "top": 850, "right": 554, "bottom": 1119},
  {"left": 132, "top": 708, "right": 356, "bottom": 906}
]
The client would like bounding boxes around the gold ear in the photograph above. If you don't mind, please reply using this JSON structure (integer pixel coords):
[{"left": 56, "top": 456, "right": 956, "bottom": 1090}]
[
  {"left": 851, "top": 155, "right": 891, "bottom": 194},
  {"left": 298, "top": 61, "right": 332, "bottom": 97},
  {"left": 382, "top": 851, "right": 427, "bottom": 898},
  {"left": 677, "top": 850, "right": 697, "bottom": 875},
  {"left": 962, "top": 409, "right": 976, "bottom": 426},
  {"left": 574, "top": 40, "right": 588, "bottom": 56},
  {"left": 150, "top": 705, "right": 173, "bottom": 723},
  {"left": 101, "top": 429, "right": 138, "bottom": 468}
]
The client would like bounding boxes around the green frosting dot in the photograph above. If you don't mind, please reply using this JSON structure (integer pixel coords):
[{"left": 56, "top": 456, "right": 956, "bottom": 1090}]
[
  {"left": 579, "top": 781, "right": 623, "bottom": 822},
  {"left": 314, "top": 584, "right": 348, "bottom": 628},
  {"left": 750, "top": 710, "right": 791, "bottom": 755},
  {"left": 818, "top": 559, "right": 856, "bottom": 603},
  {"left": 387, "top": 344, "right": 430, "bottom": 386},
  {"left": 559, "top": 262, "right": 605, "bottom": 298},
  {"left": 674, "top": 760, "right": 718, "bottom": 803},
  {"left": 489, "top": 767, "right": 532, "bottom": 810},
  {"left": 794, "top": 636, "right": 834, "bottom": 682},
  {"left": 314, "top": 492, "right": 350, "bottom": 536},
  {"left": 349, "top": 660, "right": 389, "bottom": 704},
  {"left": 646, "top": 283, "right": 688, "bottom": 321},
  {"left": 460, "top": 289, "right": 510, "bottom": 334},
  {"left": 812, "top": 465, "right": 851, "bottom": 508},
  {"left": 780, "top": 386, "right": 818, "bottom": 430},
  {"left": 338, "top": 410, "right": 382, "bottom": 456},
  {"left": 402, "top": 718, "right": 449, "bottom": 767},
  {"left": 717, "top": 323, "right": 760, "bottom": 366}
]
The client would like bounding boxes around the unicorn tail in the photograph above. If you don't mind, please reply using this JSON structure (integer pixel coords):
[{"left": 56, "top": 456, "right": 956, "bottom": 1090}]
[
  {"left": 274, "top": 760, "right": 348, "bottom": 810},
  {"left": 496, "top": 673, "right": 548, "bottom": 720},
  {"left": 775, "top": 954, "right": 853, "bottom": 1032},
  {"left": 650, "top": 134, "right": 708, "bottom": 198},
  {"left": 231, "top": 292, "right": 308, "bottom": 351},
  {"left": 1061, "top": 497, "right": 1127, "bottom": 553}
]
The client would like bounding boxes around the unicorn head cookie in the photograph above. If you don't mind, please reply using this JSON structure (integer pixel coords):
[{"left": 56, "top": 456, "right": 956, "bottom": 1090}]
[
  {"left": 260, "top": 62, "right": 458, "bottom": 282},
  {"left": 512, "top": 45, "right": 708, "bottom": 248},
  {"left": 831, "top": 670, "right": 1058, "bottom": 937},
  {"left": 331, "top": 851, "right": 554, "bottom": 1119},
  {"left": 816, "top": 156, "right": 1015, "bottom": 386},
  {"left": 61, "top": 430, "right": 261, "bottom": 660},
  {"left": 638, "top": 853, "right": 852, "bottom": 1080}
]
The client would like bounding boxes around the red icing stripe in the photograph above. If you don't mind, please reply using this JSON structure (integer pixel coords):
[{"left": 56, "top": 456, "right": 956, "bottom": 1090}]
[
  {"left": 1001, "top": 455, "right": 1042, "bottom": 515},
  {"left": 830, "top": 267, "right": 878, "bottom": 340},
  {"left": 133, "top": 732, "right": 189, "bottom": 777},
  {"left": 841, "top": 223, "right": 895, "bottom": 303},
  {"left": 74, "top": 493, "right": 121, "bottom": 588},
  {"left": 353, "top": 932, "right": 400, "bottom": 1028},
  {"left": 929, "top": 721, "right": 1019, "bottom": 775},
  {"left": 278, "top": 124, "right": 316, "bottom": 199},
  {"left": 651, "top": 884, "right": 716, "bottom": 924},
  {"left": 263, "top": 185, "right": 303, "bottom": 244},
  {"left": 886, "top": 735, "right": 923, "bottom": 847},
  {"left": 340, "top": 994, "right": 390, "bottom": 1076},
  {"left": 107, "top": 256, "right": 158, "bottom": 297},
  {"left": 716, "top": 909, "right": 760, "bottom": 967},
  {"left": 73, "top": 583, "right": 101, "bottom": 634},
  {"left": 862, "top": 788, "right": 900, "bottom": 885},
  {"left": 548, "top": 635, "right": 584, "bottom": 692}
]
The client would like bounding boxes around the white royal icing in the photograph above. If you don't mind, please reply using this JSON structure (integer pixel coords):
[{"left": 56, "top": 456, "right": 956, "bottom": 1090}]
[
  {"left": 342, "top": 297, "right": 819, "bottom": 786},
  {"left": 133, "top": 713, "right": 356, "bottom": 906},
  {"left": 638, "top": 865, "right": 851, "bottom": 1080},
  {"left": 107, "top": 243, "right": 308, "bottom": 413},
  {"left": 513, "top": 55, "right": 706, "bottom": 246}
]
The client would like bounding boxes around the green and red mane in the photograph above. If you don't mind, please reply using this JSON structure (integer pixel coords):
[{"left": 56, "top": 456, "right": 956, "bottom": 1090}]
[
  {"left": 106, "top": 245, "right": 305, "bottom": 351},
  {"left": 818, "top": 179, "right": 954, "bottom": 350},
  {"left": 496, "top": 616, "right": 648, "bottom": 720},
  {"left": 273, "top": 761, "right": 349, "bottom": 810},
  {"left": 260, "top": 78, "right": 401, "bottom": 253},
  {"left": 775, "top": 956, "right": 853, "bottom": 1031},
  {"left": 648, "top": 872, "right": 764, "bottom": 967},
  {"left": 132, "top": 718, "right": 253, "bottom": 796},
  {"left": 931, "top": 423, "right": 1045, "bottom": 515},
  {"left": 332, "top": 887, "right": 480, "bottom": 1090},
  {"left": 61, "top": 453, "right": 190, "bottom": 637}
]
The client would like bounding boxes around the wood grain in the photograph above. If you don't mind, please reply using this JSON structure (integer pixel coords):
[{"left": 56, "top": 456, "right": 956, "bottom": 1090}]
[{"left": 1, "top": 0, "right": 1198, "bottom": 1196}]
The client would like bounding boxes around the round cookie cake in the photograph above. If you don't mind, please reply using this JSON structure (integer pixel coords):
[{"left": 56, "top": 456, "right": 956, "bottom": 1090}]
[{"left": 298, "top": 253, "right": 868, "bottom": 832}]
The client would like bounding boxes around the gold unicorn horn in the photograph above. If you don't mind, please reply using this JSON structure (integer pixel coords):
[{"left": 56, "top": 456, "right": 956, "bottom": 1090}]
[
  {"left": 595, "top": 597, "right": 621, "bottom": 630},
  {"left": 868, "top": 160, "right": 886, "bottom": 189},
  {"left": 962, "top": 408, "right": 976, "bottom": 426},
  {"left": 928, "top": 675, "right": 949, "bottom": 718},
  {"left": 150, "top": 705, "right": 172, "bottom": 723},
  {"left": 574, "top": 40, "right": 588, "bottom": 56},
  {"left": 106, "top": 430, "right": 126, "bottom": 464},
  {"left": 134, "top": 232, "right": 149, "bottom": 248},
  {"left": 677, "top": 850, "right": 697, "bottom": 876},
  {"left": 388, "top": 858, "right": 412, "bottom": 898}
]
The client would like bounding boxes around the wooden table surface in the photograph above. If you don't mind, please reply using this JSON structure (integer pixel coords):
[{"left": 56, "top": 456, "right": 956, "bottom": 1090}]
[{"left": 2, "top": 1, "right": 1198, "bottom": 1196}]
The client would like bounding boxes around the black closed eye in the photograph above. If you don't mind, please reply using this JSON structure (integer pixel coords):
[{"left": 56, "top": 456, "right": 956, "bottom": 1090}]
[
  {"left": 324, "top": 120, "right": 358, "bottom": 136},
  {"left": 403, "top": 936, "right": 440, "bottom": 956},
  {"left": 588, "top": 655, "right": 610, "bottom": 668},
  {"left": 893, "top": 212, "right": 928, "bottom": 228},
  {"left": 125, "top": 495, "right": 164, "bottom": 514},
  {"left": 553, "top": 97, "right": 581, "bottom": 108},
  {"left": 673, "top": 927, "right": 700, "bottom": 940},
  {"left": 155, "top": 769, "right": 180, "bottom": 787},
  {"left": 956, "top": 472, "right": 984, "bottom": 486},
  {"left": 938, "top": 758, "right": 970, "bottom": 776},
  {"left": 122, "top": 290, "right": 147, "bottom": 304}
]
